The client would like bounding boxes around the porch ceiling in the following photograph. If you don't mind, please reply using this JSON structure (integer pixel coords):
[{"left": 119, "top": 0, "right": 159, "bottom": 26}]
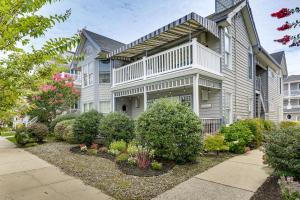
[{"left": 108, "top": 13, "right": 219, "bottom": 60}]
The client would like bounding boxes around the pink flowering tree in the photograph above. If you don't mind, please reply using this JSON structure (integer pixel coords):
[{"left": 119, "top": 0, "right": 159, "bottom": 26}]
[{"left": 28, "top": 73, "right": 80, "bottom": 125}]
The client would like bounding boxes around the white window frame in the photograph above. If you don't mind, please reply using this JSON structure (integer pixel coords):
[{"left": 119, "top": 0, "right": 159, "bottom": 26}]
[
  {"left": 224, "top": 27, "right": 232, "bottom": 70},
  {"left": 224, "top": 92, "right": 233, "bottom": 124},
  {"left": 248, "top": 46, "right": 253, "bottom": 80},
  {"left": 99, "top": 60, "right": 111, "bottom": 84},
  {"left": 99, "top": 101, "right": 111, "bottom": 114},
  {"left": 83, "top": 102, "right": 94, "bottom": 112},
  {"left": 82, "top": 62, "right": 94, "bottom": 87}
]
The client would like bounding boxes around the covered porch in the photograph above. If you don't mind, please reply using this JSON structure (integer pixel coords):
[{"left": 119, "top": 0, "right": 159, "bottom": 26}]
[{"left": 112, "top": 75, "right": 223, "bottom": 135}]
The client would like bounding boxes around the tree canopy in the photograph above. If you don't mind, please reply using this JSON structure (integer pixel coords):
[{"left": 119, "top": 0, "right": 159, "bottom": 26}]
[{"left": 0, "top": 0, "right": 79, "bottom": 121}]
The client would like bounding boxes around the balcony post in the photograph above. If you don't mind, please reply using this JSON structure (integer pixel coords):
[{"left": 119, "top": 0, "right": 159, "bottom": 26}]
[
  {"left": 112, "top": 92, "right": 116, "bottom": 112},
  {"left": 192, "top": 38, "right": 197, "bottom": 66},
  {"left": 193, "top": 73, "right": 200, "bottom": 116},
  {"left": 143, "top": 86, "right": 147, "bottom": 111},
  {"left": 143, "top": 56, "right": 147, "bottom": 80}
]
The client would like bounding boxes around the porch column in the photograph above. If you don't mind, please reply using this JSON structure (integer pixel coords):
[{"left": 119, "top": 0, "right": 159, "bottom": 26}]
[
  {"left": 112, "top": 92, "right": 116, "bottom": 112},
  {"left": 193, "top": 74, "right": 200, "bottom": 116},
  {"left": 144, "top": 86, "right": 147, "bottom": 111}
]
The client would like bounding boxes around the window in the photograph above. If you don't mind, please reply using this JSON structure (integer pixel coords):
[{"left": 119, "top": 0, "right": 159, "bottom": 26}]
[
  {"left": 83, "top": 102, "right": 94, "bottom": 112},
  {"left": 224, "top": 27, "right": 232, "bottom": 69},
  {"left": 248, "top": 47, "right": 253, "bottom": 79},
  {"left": 99, "top": 101, "right": 111, "bottom": 114},
  {"left": 180, "top": 95, "right": 192, "bottom": 107},
  {"left": 82, "top": 62, "right": 94, "bottom": 87},
  {"left": 99, "top": 60, "right": 111, "bottom": 83},
  {"left": 224, "top": 93, "right": 233, "bottom": 124}
]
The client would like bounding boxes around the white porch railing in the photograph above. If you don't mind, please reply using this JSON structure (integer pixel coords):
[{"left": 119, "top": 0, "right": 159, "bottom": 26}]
[
  {"left": 113, "top": 39, "right": 221, "bottom": 86},
  {"left": 201, "top": 118, "right": 222, "bottom": 135}
]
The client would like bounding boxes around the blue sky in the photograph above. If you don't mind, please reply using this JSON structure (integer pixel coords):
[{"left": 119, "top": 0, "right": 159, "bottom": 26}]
[{"left": 36, "top": 0, "right": 300, "bottom": 74}]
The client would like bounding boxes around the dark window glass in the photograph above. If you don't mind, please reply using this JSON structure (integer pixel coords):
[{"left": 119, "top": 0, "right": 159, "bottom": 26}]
[{"left": 99, "top": 60, "right": 111, "bottom": 83}]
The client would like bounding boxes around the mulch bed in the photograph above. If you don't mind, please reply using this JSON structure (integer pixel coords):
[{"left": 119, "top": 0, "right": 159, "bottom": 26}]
[
  {"left": 70, "top": 145, "right": 175, "bottom": 177},
  {"left": 250, "top": 175, "right": 282, "bottom": 200},
  {"left": 26, "top": 142, "right": 233, "bottom": 200}
]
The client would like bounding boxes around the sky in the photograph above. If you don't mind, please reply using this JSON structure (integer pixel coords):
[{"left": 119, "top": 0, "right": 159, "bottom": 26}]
[{"left": 35, "top": 0, "right": 300, "bottom": 75}]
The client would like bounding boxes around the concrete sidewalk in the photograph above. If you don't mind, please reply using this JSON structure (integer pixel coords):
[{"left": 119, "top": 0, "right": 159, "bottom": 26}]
[
  {"left": 0, "top": 137, "right": 113, "bottom": 200},
  {"left": 153, "top": 150, "right": 272, "bottom": 200}
]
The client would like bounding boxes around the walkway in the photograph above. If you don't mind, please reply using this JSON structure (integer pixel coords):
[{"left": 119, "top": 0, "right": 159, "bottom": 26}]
[
  {"left": 153, "top": 150, "right": 272, "bottom": 200},
  {"left": 0, "top": 137, "right": 113, "bottom": 200}
]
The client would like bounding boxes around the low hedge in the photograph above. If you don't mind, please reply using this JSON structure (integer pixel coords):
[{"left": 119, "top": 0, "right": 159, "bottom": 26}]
[
  {"left": 264, "top": 127, "right": 300, "bottom": 178},
  {"left": 279, "top": 121, "right": 300, "bottom": 129},
  {"left": 99, "top": 112, "right": 134, "bottom": 145},
  {"left": 54, "top": 119, "right": 76, "bottom": 143},
  {"left": 27, "top": 123, "right": 49, "bottom": 142},
  {"left": 49, "top": 113, "right": 79, "bottom": 132}
]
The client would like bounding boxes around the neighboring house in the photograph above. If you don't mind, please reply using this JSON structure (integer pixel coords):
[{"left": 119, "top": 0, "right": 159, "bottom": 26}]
[
  {"left": 71, "top": 0, "right": 287, "bottom": 134},
  {"left": 283, "top": 75, "right": 300, "bottom": 121}
]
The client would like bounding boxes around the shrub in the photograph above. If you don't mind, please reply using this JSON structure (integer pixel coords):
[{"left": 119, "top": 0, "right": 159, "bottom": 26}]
[
  {"left": 204, "top": 135, "right": 229, "bottom": 155},
  {"left": 136, "top": 99, "right": 203, "bottom": 163},
  {"left": 109, "top": 140, "right": 127, "bottom": 152},
  {"left": 262, "top": 120, "right": 276, "bottom": 131},
  {"left": 279, "top": 176, "right": 300, "bottom": 200},
  {"left": 108, "top": 149, "right": 120, "bottom": 156},
  {"left": 128, "top": 156, "right": 137, "bottom": 166},
  {"left": 99, "top": 112, "right": 134, "bottom": 145},
  {"left": 237, "top": 119, "right": 264, "bottom": 148},
  {"left": 116, "top": 153, "right": 129, "bottom": 163},
  {"left": 264, "top": 127, "right": 300, "bottom": 178},
  {"left": 280, "top": 121, "right": 300, "bottom": 129},
  {"left": 50, "top": 113, "right": 79, "bottom": 132},
  {"left": 221, "top": 122, "right": 254, "bottom": 154},
  {"left": 136, "top": 146, "right": 154, "bottom": 169},
  {"left": 15, "top": 132, "right": 35, "bottom": 145},
  {"left": 73, "top": 110, "right": 103, "bottom": 145},
  {"left": 127, "top": 142, "right": 138, "bottom": 156},
  {"left": 27, "top": 123, "right": 49, "bottom": 142},
  {"left": 54, "top": 119, "right": 75, "bottom": 143},
  {"left": 151, "top": 161, "right": 162, "bottom": 170},
  {"left": 99, "top": 147, "right": 108, "bottom": 153}
]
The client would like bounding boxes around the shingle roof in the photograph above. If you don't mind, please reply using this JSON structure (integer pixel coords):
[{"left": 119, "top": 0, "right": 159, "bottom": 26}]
[
  {"left": 206, "top": 0, "right": 246, "bottom": 22},
  {"left": 271, "top": 51, "right": 284, "bottom": 65},
  {"left": 83, "top": 29, "right": 125, "bottom": 52},
  {"left": 284, "top": 75, "right": 300, "bottom": 82}
]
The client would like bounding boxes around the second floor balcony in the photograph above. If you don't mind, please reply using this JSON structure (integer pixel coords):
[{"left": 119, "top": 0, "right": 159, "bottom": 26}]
[
  {"left": 112, "top": 39, "right": 222, "bottom": 87},
  {"left": 284, "top": 89, "right": 300, "bottom": 98}
]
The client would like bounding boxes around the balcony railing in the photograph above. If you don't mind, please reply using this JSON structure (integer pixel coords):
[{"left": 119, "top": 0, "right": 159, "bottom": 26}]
[
  {"left": 284, "top": 90, "right": 300, "bottom": 97},
  {"left": 201, "top": 118, "right": 222, "bottom": 135},
  {"left": 112, "top": 39, "right": 222, "bottom": 86}
]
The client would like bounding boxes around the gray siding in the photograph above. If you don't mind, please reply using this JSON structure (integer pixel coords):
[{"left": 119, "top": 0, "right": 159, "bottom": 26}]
[
  {"left": 221, "top": 12, "right": 254, "bottom": 121},
  {"left": 199, "top": 88, "right": 222, "bottom": 118}
]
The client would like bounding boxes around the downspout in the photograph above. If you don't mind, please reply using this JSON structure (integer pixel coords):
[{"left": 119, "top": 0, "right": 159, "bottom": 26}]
[{"left": 234, "top": 14, "right": 237, "bottom": 121}]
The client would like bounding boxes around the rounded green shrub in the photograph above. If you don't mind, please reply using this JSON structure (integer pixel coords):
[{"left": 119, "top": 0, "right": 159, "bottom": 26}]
[
  {"left": 27, "top": 123, "right": 49, "bottom": 142},
  {"left": 116, "top": 153, "right": 129, "bottom": 163},
  {"left": 73, "top": 110, "right": 103, "bottom": 145},
  {"left": 99, "top": 112, "right": 134, "bottom": 144},
  {"left": 136, "top": 99, "right": 203, "bottom": 163},
  {"left": 50, "top": 113, "right": 79, "bottom": 132},
  {"left": 151, "top": 161, "right": 162, "bottom": 170},
  {"left": 264, "top": 127, "right": 300, "bottom": 178},
  {"left": 109, "top": 140, "right": 127, "bottom": 152},
  {"left": 220, "top": 122, "right": 254, "bottom": 154},
  {"left": 54, "top": 119, "right": 76, "bottom": 143},
  {"left": 237, "top": 119, "right": 264, "bottom": 148},
  {"left": 204, "top": 134, "right": 229, "bottom": 154}
]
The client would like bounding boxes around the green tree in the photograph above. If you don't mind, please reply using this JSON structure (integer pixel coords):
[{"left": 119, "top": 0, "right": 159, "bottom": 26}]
[{"left": 0, "top": 0, "right": 79, "bottom": 120}]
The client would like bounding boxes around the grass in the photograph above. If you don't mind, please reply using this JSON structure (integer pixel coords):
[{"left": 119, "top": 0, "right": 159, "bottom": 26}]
[
  {"left": 7, "top": 137, "right": 16, "bottom": 144},
  {"left": 26, "top": 142, "right": 233, "bottom": 200},
  {"left": 0, "top": 131, "right": 15, "bottom": 137}
]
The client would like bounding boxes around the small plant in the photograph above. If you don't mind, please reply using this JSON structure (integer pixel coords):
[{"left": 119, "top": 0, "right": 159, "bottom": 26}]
[
  {"left": 108, "top": 149, "right": 120, "bottom": 156},
  {"left": 151, "top": 161, "right": 162, "bottom": 170},
  {"left": 88, "top": 149, "right": 98, "bottom": 155},
  {"left": 136, "top": 146, "right": 154, "bottom": 169},
  {"left": 99, "top": 112, "right": 135, "bottom": 145},
  {"left": 73, "top": 110, "right": 103, "bottom": 145},
  {"left": 116, "top": 153, "right": 129, "bottom": 163},
  {"left": 127, "top": 156, "right": 137, "bottom": 166},
  {"left": 90, "top": 143, "right": 98, "bottom": 150},
  {"left": 278, "top": 176, "right": 300, "bottom": 200},
  {"left": 27, "top": 123, "right": 49, "bottom": 143},
  {"left": 80, "top": 144, "right": 87, "bottom": 152},
  {"left": 204, "top": 134, "right": 229, "bottom": 155},
  {"left": 127, "top": 142, "right": 138, "bottom": 156},
  {"left": 109, "top": 140, "right": 127, "bottom": 152}
]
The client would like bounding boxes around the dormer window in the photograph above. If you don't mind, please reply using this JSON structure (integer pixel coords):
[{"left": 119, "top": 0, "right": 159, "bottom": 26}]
[{"left": 224, "top": 27, "right": 232, "bottom": 69}]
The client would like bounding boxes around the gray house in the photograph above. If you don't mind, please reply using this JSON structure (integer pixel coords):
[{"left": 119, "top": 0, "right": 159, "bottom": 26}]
[
  {"left": 283, "top": 75, "right": 300, "bottom": 121},
  {"left": 71, "top": 0, "right": 287, "bottom": 134}
]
